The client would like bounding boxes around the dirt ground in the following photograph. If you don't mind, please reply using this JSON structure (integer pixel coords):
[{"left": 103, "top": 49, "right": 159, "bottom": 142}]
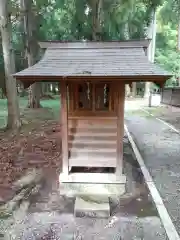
[{"left": 0, "top": 108, "right": 62, "bottom": 204}]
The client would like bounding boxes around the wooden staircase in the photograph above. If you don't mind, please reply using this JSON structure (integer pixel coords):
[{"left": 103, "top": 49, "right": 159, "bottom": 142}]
[
  {"left": 60, "top": 118, "right": 126, "bottom": 193},
  {"left": 68, "top": 119, "right": 117, "bottom": 169}
]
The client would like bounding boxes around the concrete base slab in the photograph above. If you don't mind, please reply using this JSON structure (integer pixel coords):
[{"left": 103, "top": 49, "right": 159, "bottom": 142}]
[
  {"left": 74, "top": 197, "right": 110, "bottom": 218},
  {"left": 60, "top": 173, "right": 126, "bottom": 184},
  {"left": 59, "top": 182, "right": 126, "bottom": 201}
]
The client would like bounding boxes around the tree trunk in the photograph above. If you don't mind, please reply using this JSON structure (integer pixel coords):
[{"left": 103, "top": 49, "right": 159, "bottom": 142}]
[
  {"left": 123, "top": 22, "right": 136, "bottom": 98},
  {"left": 48, "top": 83, "right": 51, "bottom": 92},
  {"left": 132, "top": 82, "right": 136, "bottom": 98},
  {"left": 28, "top": 83, "right": 41, "bottom": 108},
  {"left": 0, "top": 0, "right": 21, "bottom": 129},
  {"left": 124, "top": 22, "right": 131, "bottom": 97},
  {"left": 19, "top": 0, "right": 27, "bottom": 69},
  {"left": 123, "top": 22, "right": 130, "bottom": 40},
  {"left": 177, "top": 18, "right": 180, "bottom": 86},
  {"left": 21, "top": 0, "right": 41, "bottom": 108},
  {"left": 92, "top": 0, "right": 102, "bottom": 40},
  {"left": 42, "top": 83, "right": 49, "bottom": 95},
  {"left": 151, "top": 8, "right": 157, "bottom": 63},
  {"left": 144, "top": 8, "right": 157, "bottom": 98},
  {"left": 52, "top": 83, "right": 57, "bottom": 95}
]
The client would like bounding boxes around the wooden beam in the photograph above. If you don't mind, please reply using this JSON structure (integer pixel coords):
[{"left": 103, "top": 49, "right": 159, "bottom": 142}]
[
  {"left": 15, "top": 75, "right": 170, "bottom": 83},
  {"left": 116, "top": 83, "right": 125, "bottom": 176},
  {"left": 60, "top": 80, "right": 69, "bottom": 175},
  {"left": 68, "top": 82, "right": 74, "bottom": 112}
]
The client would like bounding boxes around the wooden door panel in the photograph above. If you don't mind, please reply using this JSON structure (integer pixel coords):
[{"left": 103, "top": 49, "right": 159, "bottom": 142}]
[
  {"left": 95, "top": 83, "right": 110, "bottom": 111},
  {"left": 68, "top": 81, "right": 115, "bottom": 115},
  {"left": 76, "top": 82, "right": 92, "bottom": 110}
]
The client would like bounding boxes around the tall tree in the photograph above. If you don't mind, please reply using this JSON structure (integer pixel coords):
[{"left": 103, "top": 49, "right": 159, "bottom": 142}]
[
  {"left": 21, "top": 0, "right": 41, "bottom": 108},
  {"left": 156, "top": 0, "right": 180, "bottom": 85},
  {"left": 144, "top": 7, "right": 157, "bottom": 98},
  {"left": 87, "top": 0, "right": 103, "bottom": 40},
  {"left": 171, "top": 0, "right": 180, "bottom": 85},
  {"left": 0, "top": 0, "right": 21, "bottom": 129}
]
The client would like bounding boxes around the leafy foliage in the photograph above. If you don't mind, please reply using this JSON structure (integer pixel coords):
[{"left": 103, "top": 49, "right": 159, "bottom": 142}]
[
  {"left": 0, "top": 0, "right": 179, "bottom": 88},
  {"left": 155, "top": 2, "right": 180, "bottom": 86}
]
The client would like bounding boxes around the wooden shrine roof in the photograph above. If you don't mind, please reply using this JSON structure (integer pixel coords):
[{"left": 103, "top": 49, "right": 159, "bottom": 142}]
[{"left": 13, "top": 40, "right": 171, "bottom": 84}]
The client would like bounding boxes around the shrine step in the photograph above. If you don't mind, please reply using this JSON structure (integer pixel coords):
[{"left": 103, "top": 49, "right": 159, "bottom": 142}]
[
  {"left": 69, "top": 139, "right": 116, "bottom": 144},
  {"left": 69, "top": 122, "right": 117, "bottom": 129},
  {"left": 69, "top": 155, "right": 116, "bottom": 168},
  {"left": 69, "top": 135, "right": 117, "bottom": 142},
  {"left": 69, "top": 127, "right": 116, "bottom": 134},
  {"left": 70, "top": 151, "right": 116, "bottom": 157},
  {"left": 69, "top": 132, "right": 117, "bottom": 137},
  {"left": 60, "top": 173, "right": 126, "bottom": 184},
  {"left": 74, "top": 196, "right": 110, "bottom": 218},
  {"left": 70, "top": 147, "right": 116, "bottom": 153},
  {"left": 59, "top": 174, "right": 126, "bottom": 198},
  {"left": 70, "top": 143, "right": 116, "bottom": 150}
]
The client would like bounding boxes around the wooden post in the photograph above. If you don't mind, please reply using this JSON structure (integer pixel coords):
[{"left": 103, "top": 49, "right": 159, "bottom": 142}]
[
  {"left": 60, "top": 80, "right": 69, "bottom": 176},
  {"left": 116, "top": 83, "right": 125, "bottom": 176}
]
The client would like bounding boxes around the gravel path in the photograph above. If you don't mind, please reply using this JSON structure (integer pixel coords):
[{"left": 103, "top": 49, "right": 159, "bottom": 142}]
[{"left": 125, "top": 110, "right": 180, "bottom": 235}]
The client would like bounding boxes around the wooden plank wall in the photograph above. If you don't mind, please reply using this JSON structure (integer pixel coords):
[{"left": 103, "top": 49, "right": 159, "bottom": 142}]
[{"left": 161, "top": 88, "right": 180, "bottom": 107}]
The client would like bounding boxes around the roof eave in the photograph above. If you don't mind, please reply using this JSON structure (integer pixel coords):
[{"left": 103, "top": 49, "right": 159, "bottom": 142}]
[{"left": 13, "top": 74, "right": 172, "bottom": 81}]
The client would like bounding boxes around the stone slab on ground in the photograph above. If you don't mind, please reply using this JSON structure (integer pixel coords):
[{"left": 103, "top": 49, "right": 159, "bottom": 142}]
[
  {"left": 74, "top": 196, "right": 110, "bottom": 218},
  {"left": 60, "top": 173, "right": 126, "bottom": 184},
  {"left": 60, "top": 182, "right": 126, "bottom": 201},
  {"left": 125, "top": 110, "right": 180, "bottom": 235}
]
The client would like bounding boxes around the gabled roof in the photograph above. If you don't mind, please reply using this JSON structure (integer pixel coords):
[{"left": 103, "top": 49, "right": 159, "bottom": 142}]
[{"left": 13, "top": 40, "right": 171, "bottom": 85}]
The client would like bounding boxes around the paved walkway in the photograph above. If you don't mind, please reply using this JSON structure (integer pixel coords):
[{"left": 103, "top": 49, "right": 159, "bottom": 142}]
[{"left": 125, "top": 110, "right": 180, "bottom": 235}]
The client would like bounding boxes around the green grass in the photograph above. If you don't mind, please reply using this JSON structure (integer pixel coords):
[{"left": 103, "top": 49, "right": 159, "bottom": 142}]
[
  {"left": 41, "top": 98, "right": 60, "bottom": 119},
  {"left": 125, "top": 105, "right": 167, "bottom": 118},
  {"left": 143, "top": 106, "right": 165, "bottom": 116},
  {"left": 0, "top": 96, "right": 61, "bottom": 128},
  {"left": 125, "top": 109, "right": 151, "bottom": 117}
]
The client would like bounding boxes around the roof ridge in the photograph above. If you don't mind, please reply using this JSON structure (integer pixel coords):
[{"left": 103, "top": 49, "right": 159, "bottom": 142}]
[{"left": 39, "top": 40, "right": 151, "bottom": 49}]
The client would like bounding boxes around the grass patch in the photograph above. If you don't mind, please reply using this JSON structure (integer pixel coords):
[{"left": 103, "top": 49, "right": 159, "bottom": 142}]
[
  {"left": 41, "top": 98, "right": 60, "bottom": 120},
  {"left": 125, "top": 109, "right": 151, "bottom": 117},
  {"left": 143, "top": 106, "right": 165, "bottom": 116},
  {"left": 0, "top": 96, "right": 60, "bottom": 128}
]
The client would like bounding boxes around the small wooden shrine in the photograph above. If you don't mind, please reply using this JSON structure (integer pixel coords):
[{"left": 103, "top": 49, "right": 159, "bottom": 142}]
[{"left": 14, "top": 40, "right": 171, "bottom": 187}]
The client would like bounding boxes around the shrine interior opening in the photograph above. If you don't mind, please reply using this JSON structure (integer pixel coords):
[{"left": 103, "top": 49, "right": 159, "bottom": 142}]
[{"left": 68, "top": 81, "right": 115, "bottom": 116}]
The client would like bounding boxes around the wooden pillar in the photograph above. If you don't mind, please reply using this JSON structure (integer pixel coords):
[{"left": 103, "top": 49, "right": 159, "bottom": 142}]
[
  {"left": 116, "top": 83, "right": 125, "bottom": 176},
  {"left": 60, "top": 80, "right": 69, "bottom": 176}
]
